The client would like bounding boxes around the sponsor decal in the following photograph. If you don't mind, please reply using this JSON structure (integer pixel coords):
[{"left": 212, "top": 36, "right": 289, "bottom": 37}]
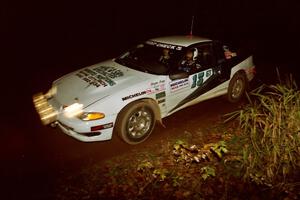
[
  {"left": 91, "top": 122, "right": 114, "bottom": 131},
  {"left": 148, "top": 80, "right": 166, "bottom": 94},
  {"left": 170, "top": 78, "right": 189, "bottom": 92},
  {"left": 156, "top": 91, "right": 166, "bottom": 105},
  {"left": 76, "top": 66, "right": 124, "bottom": 87},
  {"left": 146, "top": 40, "right": 183, "bottom": 50},
  {"left": 150, "top": 80, "right": 165, "bottom": 86},
  {"left": 122, "top": 91, "right": 147, "bottom": 101},
  {"left": 156, "top": 91, "right": 166, "bottom": 99}
]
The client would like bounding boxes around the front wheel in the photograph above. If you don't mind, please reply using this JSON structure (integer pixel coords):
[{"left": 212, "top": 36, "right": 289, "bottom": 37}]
[
  {"left": 227, "top": 72, "right": 247, "bottom": 103},
  {"left": 115, "top": 101, "right": 156, "bottom": 145}
]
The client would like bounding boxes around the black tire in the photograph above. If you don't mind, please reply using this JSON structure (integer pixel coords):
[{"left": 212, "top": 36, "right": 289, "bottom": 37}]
[
  {"left": 115, "top": 101, "right": 156, "bottom": 145},
  {"left": 227, "top": 72, "right": 247, "bottom": 103}
]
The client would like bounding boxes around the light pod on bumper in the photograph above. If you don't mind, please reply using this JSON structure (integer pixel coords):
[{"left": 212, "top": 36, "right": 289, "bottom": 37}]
[{"left": 33, "top": 93, "right": 58, "bottom": 125}]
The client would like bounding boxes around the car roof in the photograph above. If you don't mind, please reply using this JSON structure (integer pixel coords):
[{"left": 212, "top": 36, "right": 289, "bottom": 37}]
[{"left": 149, "top": 35, "right": 212, "bottom": 47}]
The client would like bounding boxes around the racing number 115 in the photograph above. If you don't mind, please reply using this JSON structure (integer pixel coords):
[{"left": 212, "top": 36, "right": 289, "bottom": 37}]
[
  {"left": 191, "top": 72, "right": 204, "bottom": 88},
  {"left": 191, "top": 69, "right": 212, "bottom": 89}
]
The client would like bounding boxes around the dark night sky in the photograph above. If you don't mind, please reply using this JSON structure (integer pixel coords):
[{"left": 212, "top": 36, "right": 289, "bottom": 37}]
[
  {"left": 2, "top": 0, "right": 300, "bottom": 101},
  {"left": 5, "top": 1, "right": 300, "bottom": 59}
]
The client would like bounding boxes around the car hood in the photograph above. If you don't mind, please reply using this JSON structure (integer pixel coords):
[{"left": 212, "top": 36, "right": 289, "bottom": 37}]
[{"left": 53, "top": 60, "right": 148, "bottom": 107}]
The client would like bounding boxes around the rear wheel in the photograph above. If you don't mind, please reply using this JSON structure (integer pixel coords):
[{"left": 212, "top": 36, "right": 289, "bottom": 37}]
[
  {"left": 227, "top": 72, "right": 247, "bottom": 103},
  {"left": 116, "top": 101, "right": 156, "bottom": 144}
]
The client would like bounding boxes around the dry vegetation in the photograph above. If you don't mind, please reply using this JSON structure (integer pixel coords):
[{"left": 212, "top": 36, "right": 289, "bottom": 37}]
[{"left": 55, "top": 80, "right": 300, "bottom": 200}]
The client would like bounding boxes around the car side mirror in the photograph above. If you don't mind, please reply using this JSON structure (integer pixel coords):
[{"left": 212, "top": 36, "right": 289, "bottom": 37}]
[{"left": 169, "top": 72, "right": 189, "bottom": 80}]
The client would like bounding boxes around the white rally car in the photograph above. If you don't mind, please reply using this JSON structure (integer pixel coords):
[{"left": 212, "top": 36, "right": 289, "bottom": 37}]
[{"left": 33, "top": 35, "right": 255, "bottom": 144}]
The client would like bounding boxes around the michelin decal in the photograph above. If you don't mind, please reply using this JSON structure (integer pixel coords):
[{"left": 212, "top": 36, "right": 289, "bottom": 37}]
[
  {"left": 122, "top": 91, "right": 147, "bottom": 101},
  {"left": 170, "top": 78, "right": 189, "bottom": 92}
]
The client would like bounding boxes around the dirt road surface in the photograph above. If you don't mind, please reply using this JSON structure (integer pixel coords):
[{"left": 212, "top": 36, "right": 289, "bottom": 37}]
[{"left": 1, "top": 87, "right": 242, "bottom": 199}]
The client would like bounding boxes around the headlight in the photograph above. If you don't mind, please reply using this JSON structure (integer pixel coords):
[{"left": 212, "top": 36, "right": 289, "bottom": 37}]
[
  {"left": 64, "top": 103, "right": 83, "bottom": 118},
  {"left": 79, "top": 112, "right": 105, "bottom": 121},
  {"left": 45, "top": 85, "right": 57, "bottom": 99}
]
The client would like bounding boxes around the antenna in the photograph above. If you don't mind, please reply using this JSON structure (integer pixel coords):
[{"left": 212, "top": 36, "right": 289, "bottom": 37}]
[
  {"left": 190, "top": 15, "right": 195, "bottom": 36},
  {"left": 189, "top": 0, "right": 197, "bottom": 36}
]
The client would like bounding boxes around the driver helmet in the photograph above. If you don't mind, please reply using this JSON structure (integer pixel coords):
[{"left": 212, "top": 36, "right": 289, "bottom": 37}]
[{"left": 192, "top": 48, "right": 198, "bottom": 61}]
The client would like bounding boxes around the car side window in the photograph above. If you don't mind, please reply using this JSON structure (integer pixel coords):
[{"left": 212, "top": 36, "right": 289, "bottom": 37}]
[
  {"left": 194, "top": 44, "right": 215, "bottom": 70},
  {"left": 213, "top": 42, "right": 226, "bottom": 64},
  {"left": 178, "top": 44, "right": 215, "bottom": 74}
]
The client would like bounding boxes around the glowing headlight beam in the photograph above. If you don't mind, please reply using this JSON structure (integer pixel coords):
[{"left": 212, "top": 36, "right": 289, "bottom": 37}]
[{"left": 64, "top": 103, "right": 83, "bottom": 118}]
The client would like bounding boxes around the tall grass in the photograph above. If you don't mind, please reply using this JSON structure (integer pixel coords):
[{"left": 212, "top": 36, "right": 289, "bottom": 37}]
[{"left": 231, "top": 79, "right": 300, "bottom": 188}]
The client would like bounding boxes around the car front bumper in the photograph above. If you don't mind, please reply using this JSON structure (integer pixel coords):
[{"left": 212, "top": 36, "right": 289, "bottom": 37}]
[
  {"left": 33, "top": 93, "right": 115, "bottom": 142},
  {"left": 54, "top": 121, "right": 114, "bottom": 142}
]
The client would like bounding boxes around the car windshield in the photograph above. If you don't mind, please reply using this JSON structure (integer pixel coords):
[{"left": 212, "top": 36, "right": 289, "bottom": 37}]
[{"left": 115, "top": 41, "right": 184, "bottom": 75}]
